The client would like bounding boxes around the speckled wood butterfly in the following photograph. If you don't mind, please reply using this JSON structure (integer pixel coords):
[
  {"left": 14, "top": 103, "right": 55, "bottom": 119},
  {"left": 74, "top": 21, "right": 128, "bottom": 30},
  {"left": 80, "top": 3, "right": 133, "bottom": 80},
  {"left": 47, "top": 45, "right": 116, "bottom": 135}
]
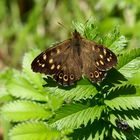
[{"left": 31, "top": 30, "right": 117, "bottom": 86}]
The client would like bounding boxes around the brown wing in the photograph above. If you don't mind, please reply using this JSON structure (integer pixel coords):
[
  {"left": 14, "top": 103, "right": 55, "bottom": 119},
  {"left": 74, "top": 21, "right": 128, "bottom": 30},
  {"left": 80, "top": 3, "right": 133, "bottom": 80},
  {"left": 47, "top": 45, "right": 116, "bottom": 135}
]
[
  {"left": 31, "top": 40, "right": 71, "bottom": 74},
  {"left": 53, "top": 46, "right": 82, "bottom": 86},
  {"left": 81, "top": 39, "right": 117, "bottom": 82},
  {"left": 82, "top": 39, "right": 117, "bottom": 71},
  {"left": 31, "top": 40, "right": 82, "bottom": 86}
]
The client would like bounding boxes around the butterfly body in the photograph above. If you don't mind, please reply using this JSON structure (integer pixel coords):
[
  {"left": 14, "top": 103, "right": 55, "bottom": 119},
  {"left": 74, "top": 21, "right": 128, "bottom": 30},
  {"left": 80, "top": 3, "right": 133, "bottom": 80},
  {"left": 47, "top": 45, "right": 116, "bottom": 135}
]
[{"left": 31, "top": 30, "right": 117, "bottom": 86}]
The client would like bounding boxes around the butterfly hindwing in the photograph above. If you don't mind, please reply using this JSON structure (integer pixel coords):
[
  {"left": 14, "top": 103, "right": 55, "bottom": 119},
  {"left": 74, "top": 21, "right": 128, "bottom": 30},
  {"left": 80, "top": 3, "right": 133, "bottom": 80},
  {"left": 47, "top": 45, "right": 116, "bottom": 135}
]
[
  {"left": 53, "top": 47, "right": 82, "bottom": 86},
  {"left": 81, "top": 47, "right": 107, "bottom": 82},
  {"left": 85, "top": 67, "right": 107, "bottom": 83}
]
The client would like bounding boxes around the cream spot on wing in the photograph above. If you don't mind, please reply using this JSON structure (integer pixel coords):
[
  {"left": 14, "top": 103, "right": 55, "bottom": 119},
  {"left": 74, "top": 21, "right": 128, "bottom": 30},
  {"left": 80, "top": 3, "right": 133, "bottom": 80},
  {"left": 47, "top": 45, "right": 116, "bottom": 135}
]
[
  {"left": 42, "top": 64, "right": 45, "bottom": 67},
  {"left": 99, "top": 54, "right": 103, "bottom": 59},
  {"left": 56, "top": 49, "right": 60, "bottom": 54},
  {"left": 99, "top": 60, "right": 104, "bottom": 65},
  {"left": 37, "top": 60, "right": 40, "bottom": 63},
  {"left": 96, "top": 61, "right": 100, "bottom": 66},
  {"left": 63, "top": 75, "right": 68, "bottom": 81},
  {"left": 107, "top": 58, "right": 110, "bottom": 62},
  {"left": 94, "top": 71, "right": 99, "bottom": 78},
  {"left": 49, "top": 58, "right": 53, "bottom": 64},
  {"left": 51, "top": 64, "right": 55, "bottom": 70},
  {"left": 103, "top": 49, "right": 107, "bottom": 55},
  {"left": 109, "top": 56, "right": 112, "bottom": 60},
  {"left": 43, "top": 54, "right": 47, "bottom": 60},
  {"left": 57, "top": 65, "right": 61, "bottom": 70},
  {"left": 99, "top": 72, "right": 102, "bottom": 75}
]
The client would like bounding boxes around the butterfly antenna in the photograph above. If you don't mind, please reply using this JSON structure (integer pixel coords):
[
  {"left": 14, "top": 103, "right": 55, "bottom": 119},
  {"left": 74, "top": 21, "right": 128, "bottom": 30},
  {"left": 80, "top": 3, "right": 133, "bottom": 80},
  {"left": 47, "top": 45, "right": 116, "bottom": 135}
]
[{"left": 57, "top": 22, "right": 68, "bottom": 31}]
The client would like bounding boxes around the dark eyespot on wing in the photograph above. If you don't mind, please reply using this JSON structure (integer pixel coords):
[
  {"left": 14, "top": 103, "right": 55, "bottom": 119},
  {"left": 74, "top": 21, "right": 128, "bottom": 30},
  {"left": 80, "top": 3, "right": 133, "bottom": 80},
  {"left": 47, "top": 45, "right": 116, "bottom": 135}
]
[{"left": 85, "top": 67, "right": 107, "bottom": 83}]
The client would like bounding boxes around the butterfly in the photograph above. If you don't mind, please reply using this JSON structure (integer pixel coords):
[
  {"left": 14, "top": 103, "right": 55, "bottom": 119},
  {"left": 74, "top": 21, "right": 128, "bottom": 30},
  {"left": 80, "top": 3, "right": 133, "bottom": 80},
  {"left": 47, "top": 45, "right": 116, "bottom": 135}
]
[{"left": 31, "top": 30, "right": 117, "bottom": 86}]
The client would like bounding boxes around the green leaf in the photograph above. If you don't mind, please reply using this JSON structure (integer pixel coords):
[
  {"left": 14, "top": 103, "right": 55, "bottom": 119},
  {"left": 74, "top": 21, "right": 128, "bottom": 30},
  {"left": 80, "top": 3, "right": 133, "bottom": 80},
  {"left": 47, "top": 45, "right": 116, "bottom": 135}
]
[
  {"left": 112, "top": 128, "right": 127, "bottom": 140},
  {"left": 9, "top": 122, "right": 61, "bottom": 140},
  {"left": 0, "top": 69, "right": 14, "bottom": 102},
  {"left": 72, "top": 18, "right": 98, "bottom": 40},
  {"left": 0, "top": 83, "right": 13, "bottom": 102},
  {"left": 109, "top": 35, "right": 127, "bottom": 54},
  {"left": 50, "top": 103, "right": 105, "bottom": 130},
  {"left": 119, "top": 57, "right": 140, "bottom": 79},
  {"left": 106, "top": 83, "right": 136, "bottom": 99},
  {"left": 105, "top": 97, "right": 140, "bottom": 111},
  {"left": 129, "top": 71, "right": 140, "bottom": 85},
  {"left": 103, "top": 27, "right": 127, "bottom": 54},
  {"left": 22, "top": 50, "right": 45, "bottom": 90},
  {"left": 117, "top": 48, "right": 140, "bottom": 70},
  {"left": 69, "top": 119, "right": 108, "bottom": 140},
  {"left": 1, "top": 101, "right": 52, "bottom": 122},
  {"left": 126, "top": 117, "right": 140, "bottom": 130},
  {"left": 7, "top": 71, "right": 48, "bottom": 102},
  {"left": 47, "top": 79, "right": 98, "bottom": 101}
]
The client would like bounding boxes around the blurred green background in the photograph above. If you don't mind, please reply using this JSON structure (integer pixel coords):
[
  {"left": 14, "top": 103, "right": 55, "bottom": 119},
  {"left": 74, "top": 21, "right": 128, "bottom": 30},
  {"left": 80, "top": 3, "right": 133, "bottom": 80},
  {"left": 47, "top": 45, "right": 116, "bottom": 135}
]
[
  {"left": 0, "top": 0, "right": 140, "bottom": 70},
  {"left": 0, "top": 0, "right": 140, "bottom": 139}
]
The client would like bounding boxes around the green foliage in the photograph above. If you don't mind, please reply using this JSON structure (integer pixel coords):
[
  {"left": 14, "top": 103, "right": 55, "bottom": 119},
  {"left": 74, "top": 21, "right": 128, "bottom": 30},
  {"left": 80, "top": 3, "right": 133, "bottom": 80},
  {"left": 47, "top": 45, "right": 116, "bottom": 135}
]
[
  {"left": 9, "top": 122, "right": 61, "bottom": 140},
  {"left": 50, "top": 103, "right": 105, "bottom": 130},
  {"left": 47, "top": 79, "right": 98, "bottom": 101},
  {"left": 1, "top": 101, "right": 52, "bottom": 122},
  {"left": 1, "top": 19, "right": 140, "bottom": 140}
]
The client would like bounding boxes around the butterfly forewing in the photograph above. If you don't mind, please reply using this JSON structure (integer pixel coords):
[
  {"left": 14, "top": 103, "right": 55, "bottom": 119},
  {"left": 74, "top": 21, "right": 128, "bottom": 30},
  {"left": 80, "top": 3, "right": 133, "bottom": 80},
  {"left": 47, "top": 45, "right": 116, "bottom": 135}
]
[
  {"left": 82, "top": 39, "right": 117, "bottom": 71},
  {"left": 31, "top": 30, "right": 117, "bottom": 86},
  {"left": 31, "top": 40, "right": 71, "bottom": 74}
]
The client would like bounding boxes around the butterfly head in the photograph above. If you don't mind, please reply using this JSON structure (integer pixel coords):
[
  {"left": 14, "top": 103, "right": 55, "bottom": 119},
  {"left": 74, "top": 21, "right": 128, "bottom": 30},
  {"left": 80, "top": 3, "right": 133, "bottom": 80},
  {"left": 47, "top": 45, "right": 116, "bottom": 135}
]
[{"left": 72, "top": 30, "right": 82, "bottom": 40}]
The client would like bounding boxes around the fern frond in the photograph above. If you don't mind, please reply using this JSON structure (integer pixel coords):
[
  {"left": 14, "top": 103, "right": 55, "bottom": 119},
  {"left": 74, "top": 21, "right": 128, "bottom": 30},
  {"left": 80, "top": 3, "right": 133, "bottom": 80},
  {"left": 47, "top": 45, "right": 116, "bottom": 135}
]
[
  {"left": 125, "top": 116, "right": 140, "bottom": 130},
  {"left": 107, "top": 83, "right": 136, "bottom": 99},
  {"left": 110, "top": 109, "right": 140, "bottom": 130},
  {"left": 69, "top": 119, "right": 108, "bottom": 140},
  {"left": 92, "top": 127, "right": 106, "bottom": 140},
  {"left": 117, "top": 48, "right": 140, "bottom": 70},
  {"left": 112, "top": 128, "right": 127, "bottom": 140},
  {"left": 9, "top": 121, "right": 61, "bottom": 140},
  {"left": 47, "top": 79, "right": 98, "bottom": 101},
  {"left": 105, "top": 97, "right": 140, "bottom": 111},
  {"left": 1, "top": 101, "right": 52, "bottom": 122},
  {"left": 50, "top": 103, "right": 105, "bottom": 130}
]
